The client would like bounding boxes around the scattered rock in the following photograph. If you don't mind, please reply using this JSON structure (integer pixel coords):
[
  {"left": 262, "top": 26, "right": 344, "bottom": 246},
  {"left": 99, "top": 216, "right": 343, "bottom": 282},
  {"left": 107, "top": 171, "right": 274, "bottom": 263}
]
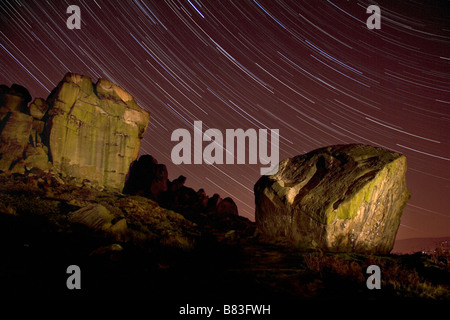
[
  {"left": 89, "top": 243, "right": 124, "bottom": 262},
  {"left": 217, "top": 197, "right": 238, "bottom": 216},
  {"left": 110, "top": 218, "right": 128, "bottom": 241},
  {"left": 68, "top": 204, "right": 115, "bottom": 232},
  {"left": 254, "top": 144, "right": 410, "bottom": 254}
]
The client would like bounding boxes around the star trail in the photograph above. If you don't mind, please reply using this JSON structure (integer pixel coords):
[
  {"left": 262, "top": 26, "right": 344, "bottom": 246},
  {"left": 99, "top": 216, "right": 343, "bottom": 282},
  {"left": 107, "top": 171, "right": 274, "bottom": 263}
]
[{"left": 0, "top": 0, "right": 449, "bottom": 241}]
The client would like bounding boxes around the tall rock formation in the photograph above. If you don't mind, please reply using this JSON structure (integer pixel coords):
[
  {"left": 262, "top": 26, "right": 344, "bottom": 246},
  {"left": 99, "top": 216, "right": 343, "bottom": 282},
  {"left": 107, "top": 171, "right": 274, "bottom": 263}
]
[
  {"left": 254, "top": 144, "right": 410, "bottom": 254},
  {"left": 45, "top": 73, "right": 150, "bottom": 190},
  {"left": 0, "top": 73, "right": 150, "bottom": 190}
]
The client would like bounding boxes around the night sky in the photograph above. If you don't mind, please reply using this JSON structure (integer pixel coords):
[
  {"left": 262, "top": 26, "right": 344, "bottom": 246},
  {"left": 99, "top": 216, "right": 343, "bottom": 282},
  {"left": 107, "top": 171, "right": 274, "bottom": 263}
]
[{"left": 0, "top": 0, "right": 449, "bottom": 241}]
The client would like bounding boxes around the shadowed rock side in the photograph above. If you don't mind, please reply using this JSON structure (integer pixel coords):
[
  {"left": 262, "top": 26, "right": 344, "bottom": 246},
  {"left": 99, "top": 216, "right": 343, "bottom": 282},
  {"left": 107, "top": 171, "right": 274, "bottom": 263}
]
[
  {"left": 0, "top": 73, "right": 150, "bottom": 191},
  {"left": 123, "top": 154, "right": 253, "bottom": 237},
  {"left": 0, "top": 84, "right": 35, "bottom": 172},
  {"left": 254, "top": 144, "right": 410, "bottom": 254}
]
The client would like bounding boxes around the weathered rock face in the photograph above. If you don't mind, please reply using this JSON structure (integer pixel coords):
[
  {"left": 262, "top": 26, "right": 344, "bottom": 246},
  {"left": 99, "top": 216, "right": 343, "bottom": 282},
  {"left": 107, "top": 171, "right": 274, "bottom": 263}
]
[
  {"left": 254, "top": 144, "right": 410, "bottom": 254},
  {"left": 0, "top": 73, "right": 150, "bottom": 190},
  {"left": 0, "top": 84, "right": 34, "bottom": 172},
  {"left": 0, "top": 107, "right": 33, "bottom": 171},
  {"left": 45, "top": 73, "right": 150, "bottom": 190}
]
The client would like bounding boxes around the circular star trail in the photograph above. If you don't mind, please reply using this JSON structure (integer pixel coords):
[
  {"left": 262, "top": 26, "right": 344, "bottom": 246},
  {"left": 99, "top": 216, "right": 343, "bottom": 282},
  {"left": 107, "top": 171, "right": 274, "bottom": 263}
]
[{"left": 1, "top": 0, "right": 449, "bottom": 241}]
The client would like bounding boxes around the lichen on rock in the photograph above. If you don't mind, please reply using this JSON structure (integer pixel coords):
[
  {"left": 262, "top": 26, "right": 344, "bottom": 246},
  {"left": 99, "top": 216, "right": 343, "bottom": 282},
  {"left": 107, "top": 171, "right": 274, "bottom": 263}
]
[
  {"left": 0, "top": 73, "right": 150, "bottom": 191},
  {"left": 45, "top": 73, "right": 150, "bottom": 190},
  {"left": 254, "top": 144, "right": 410, "bottom": 254}
]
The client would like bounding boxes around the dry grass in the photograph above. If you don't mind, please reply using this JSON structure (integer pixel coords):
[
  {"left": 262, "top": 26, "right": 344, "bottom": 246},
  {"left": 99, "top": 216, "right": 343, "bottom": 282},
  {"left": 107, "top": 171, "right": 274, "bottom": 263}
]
[
  {"left": 303, "top": 250, "right": 449, "bottom": 300},
  {"left": 429, "top": 242, "right": 450, "bottom": 269}
]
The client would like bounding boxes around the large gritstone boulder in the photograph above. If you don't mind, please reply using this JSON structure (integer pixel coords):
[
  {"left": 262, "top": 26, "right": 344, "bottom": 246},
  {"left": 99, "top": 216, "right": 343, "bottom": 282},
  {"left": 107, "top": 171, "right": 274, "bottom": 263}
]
[
  {"left": 45, "top": 73, "right": 150, "bottom": 190},
  {"left": 0, "top": 73, "right": 150, "bottom": 191},
  {"left": 254, "top": 144, "right": 410, "bottom": 254}
]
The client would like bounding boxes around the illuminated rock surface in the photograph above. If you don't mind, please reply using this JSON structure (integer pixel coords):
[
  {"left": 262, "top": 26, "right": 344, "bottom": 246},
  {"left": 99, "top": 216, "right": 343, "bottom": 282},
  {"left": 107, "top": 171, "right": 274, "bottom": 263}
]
[
  {"left": 254, "top": 144, "right": 410, "bottom": 254},
  {"left": 45, "top": 73, "right": 150, "bottom": 190},
  {"left": 0, "top": 73, "right": 150, "bottom": 190}
]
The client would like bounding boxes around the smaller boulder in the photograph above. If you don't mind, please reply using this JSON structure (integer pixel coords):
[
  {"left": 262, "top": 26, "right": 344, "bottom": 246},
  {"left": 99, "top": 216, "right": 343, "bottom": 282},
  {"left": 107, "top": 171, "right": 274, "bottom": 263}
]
[
  {"left": 254, "top": 144, "right": 410, "bottom": 254},
  {"left": 217, "top": 197, "right": 239, "bottom": 216},
  {"left": 123, "top": 155, "right": 168, "bottom": 200},
  {"left": 28, "top": 98, "right": 49, "bottom": 120},
  {"left": 68, "top": 204, "right": 115, "bottom": 232}
]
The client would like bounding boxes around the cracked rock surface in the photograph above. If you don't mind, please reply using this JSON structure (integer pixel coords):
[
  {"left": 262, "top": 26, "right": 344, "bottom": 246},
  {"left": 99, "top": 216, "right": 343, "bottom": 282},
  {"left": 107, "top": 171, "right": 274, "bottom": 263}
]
[{"left": 254, "top": 144, "right": 410, "bottom": 254}]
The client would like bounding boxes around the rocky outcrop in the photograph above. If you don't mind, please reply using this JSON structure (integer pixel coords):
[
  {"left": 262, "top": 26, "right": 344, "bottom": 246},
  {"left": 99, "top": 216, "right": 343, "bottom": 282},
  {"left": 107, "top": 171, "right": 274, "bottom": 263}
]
[
  {"left": 124, "top": 154, "right": 240, "bottom": 218},
  {"left": 254, "top": 144, "right": 410, "bottom": 254},
  {"left": 0, "top": 172, "right": 200, "bottom": 250},
  {"left": 123, "top": 154, "right": 254, "bottom": 237},
  {"left": 123, "top": 155, "right": 168, "bottom": 200},
  {"left": 45, "top": 73, "right": 150, "bottom": 190},
  {"left": 0, "top": 73, "right": 150, "bottom": 190}
]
